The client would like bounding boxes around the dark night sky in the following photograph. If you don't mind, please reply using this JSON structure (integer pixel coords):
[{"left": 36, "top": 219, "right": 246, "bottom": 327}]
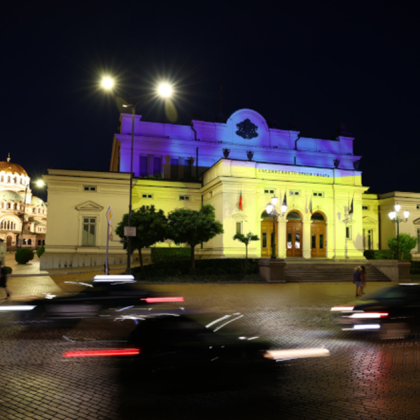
[{"left": 2, "top": 0, "right": 420, "bottom": 196}]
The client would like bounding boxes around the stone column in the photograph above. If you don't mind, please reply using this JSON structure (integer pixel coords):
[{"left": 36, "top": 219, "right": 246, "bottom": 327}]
[
  {"left": 302, "top": 220, "right": 311, "bottom": 259},
  {"left": 277, "top": 218, "right": 288, "bottom": 258}
]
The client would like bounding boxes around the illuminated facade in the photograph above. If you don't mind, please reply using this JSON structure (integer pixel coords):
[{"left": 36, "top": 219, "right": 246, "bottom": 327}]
[
  {"left": 111, "top": 109, "right": 371, "bottom": 259},
  {"left": 0, "top": 155, "right": 47, "bottom": 251}
]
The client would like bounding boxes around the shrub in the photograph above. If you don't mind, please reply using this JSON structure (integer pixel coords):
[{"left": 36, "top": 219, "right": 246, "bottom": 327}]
[
  {"left": 151, "top": 247, "right": 190, "bottom": 263},
  {"left": 364, "top": 250, "right": 394, "bottom": 260},
  {"left": 36, "top": 246, "right": 45, "bottom": 258},
  {"left": 132, "top": 258, "right": 260, "bottom": 282},
  {"left": 4, "top": 267, "right": 12, "bottom": 274},
  {"left": 15, "top": 248, "right": 35, "bottom": 264},
  {"left": 410, "top": 261, "right": 420, "bottom": 274}
]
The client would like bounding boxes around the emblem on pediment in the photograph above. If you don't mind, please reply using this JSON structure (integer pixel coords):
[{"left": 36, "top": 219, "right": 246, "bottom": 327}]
[
  {"left": 75, "top": 201, "right": 104, "bottom": 212},
  {"left": 232, "top": 212, "right": 247, "bottom": 221},
  {"left": 236, "top": 119, "right": 258, "bottom": 139}
]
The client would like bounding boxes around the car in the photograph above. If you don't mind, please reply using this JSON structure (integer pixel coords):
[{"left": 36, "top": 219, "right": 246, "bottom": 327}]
[
  {"left": 3, "top": 275, "right": 184, "bottom": 324},
  {"left": 331, "top": 283, "right": 420, "bottom": 339}
]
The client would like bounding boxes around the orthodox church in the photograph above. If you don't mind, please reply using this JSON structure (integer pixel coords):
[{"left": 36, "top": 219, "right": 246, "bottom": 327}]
[{"left": 0, "top": 155, "right": 47, "bottom": 251}]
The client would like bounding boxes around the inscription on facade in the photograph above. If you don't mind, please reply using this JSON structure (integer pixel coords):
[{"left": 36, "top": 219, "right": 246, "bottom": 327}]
[{"left": 258, "top": 169, "right": 330, "bottom": 178}]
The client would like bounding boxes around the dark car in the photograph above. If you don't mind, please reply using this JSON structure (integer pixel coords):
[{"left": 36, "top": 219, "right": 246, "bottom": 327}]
[
  {"left": 331, "top": 284, "right": 420, "bottom": 339},
  {"left": 11, "top": 275, "right": 184, "bottom": 324}
]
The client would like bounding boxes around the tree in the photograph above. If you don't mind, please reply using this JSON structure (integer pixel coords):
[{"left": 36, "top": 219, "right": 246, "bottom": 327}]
[
  {"left": 167, "top": 205, "right": 224, "bottom": 271},
  {"left": 388, "top": 233, "right": 418, "bottom": 260},
  {"left": 115, "top": 205, "right": 167, "bottom": 270},
  {"left": 233, "top": 232, "right": 259, "bottom": 261}
]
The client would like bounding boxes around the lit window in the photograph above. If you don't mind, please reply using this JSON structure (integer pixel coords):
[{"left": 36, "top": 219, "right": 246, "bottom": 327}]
[{"left": 82, "top": 217, "right": 96, "bottom": 246}]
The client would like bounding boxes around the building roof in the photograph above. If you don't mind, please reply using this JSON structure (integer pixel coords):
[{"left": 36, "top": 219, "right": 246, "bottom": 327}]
[
  {"left": 0, "top": 190, "right": 24, "bottom": 202},
  {"left": 0, "top": 154, "right": 28, "bottom": 176}
]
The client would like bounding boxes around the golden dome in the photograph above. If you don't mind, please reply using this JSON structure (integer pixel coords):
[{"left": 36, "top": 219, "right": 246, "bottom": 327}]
[{"left": 0, "top": 154, "right": 28, "bottom": 177}]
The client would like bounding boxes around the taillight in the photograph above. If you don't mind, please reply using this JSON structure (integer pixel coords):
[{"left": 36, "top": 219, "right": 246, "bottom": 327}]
[
  {"left": 349, "top": 313, "right": 388, "bottom": 319},
  {"left": 141, "top": 297, "right": 184, "bottom": 303},
  {"left": 63, "top": 348, "right": 140, "bottom": 358}
]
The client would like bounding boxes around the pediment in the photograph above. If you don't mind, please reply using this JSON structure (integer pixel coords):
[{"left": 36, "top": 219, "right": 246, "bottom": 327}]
[
  {"left": 363, "top": 216, "right": 377, "bottom": 224},
  {"left": 413, "top": 217, "right": 420, "bottom": 225},
  {"left": 75, "top": 201, "right": 104, "bottom": 212},
  {"left": 232, "top": 212, "right": 248, "bottom": 221},
  {"left": 342, "top": 217, "right": 356, "bottom": 226}
]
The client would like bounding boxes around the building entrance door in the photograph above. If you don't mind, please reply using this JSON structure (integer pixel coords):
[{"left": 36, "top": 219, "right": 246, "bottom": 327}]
[
  {"left": 6, "top": 236, "right": 12, "bottom": 251},
  {"left": 286, "top": 211, "right": 302, "bottom": 257},
  {"left": 261, "top": 216, "right": 277, "bottom": 258},
  {"left": 311, "top": 212, "right": 326, "bottom": 258}
]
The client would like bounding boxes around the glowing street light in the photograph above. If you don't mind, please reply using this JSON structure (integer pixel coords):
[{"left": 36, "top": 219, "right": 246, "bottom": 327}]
[
  {"left": 388, "top": 203, "right": 409, "bottom": 260},
  {"left": 35, "top": 179, "right": 45, "bottom": 188},
  {"left": 100, "top": 78, "right": 173, "bottom": 273}
]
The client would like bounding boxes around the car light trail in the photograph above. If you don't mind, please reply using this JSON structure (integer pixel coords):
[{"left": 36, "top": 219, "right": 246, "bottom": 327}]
[
  {"left": 264, "top": 348, "right": 330, "bottom": 361},
  {"left": 141, "top": 297, "right": 184, "bottom": 303},
  {"left": 62, "top": 348, "right": 140, "bottom": 358},
  {"left": 349, "top": 313, "right": 388, "bottom": 318},
  {"left": 205, "top": 314, "right": 231, "bottom": 328},
  {"left": 0, "top": 306, "right": 36, "bottom": 311},
  {"left": 213, "top": 314, "right": 244, "bottom": 332},
  {"left": 331, "top": 306, "right": 355, "bottom": 312},
  {"left": 93, "top": 275, "right": 135, "bottom": 282},
  {"left": 342, "top": 324, "right": 381, "bottom": 330}
]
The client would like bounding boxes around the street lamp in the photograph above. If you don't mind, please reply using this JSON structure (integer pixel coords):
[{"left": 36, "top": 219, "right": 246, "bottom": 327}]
[
  {"left": 388, "top": 203, "right": 409, "bottom": 260},
  {"left": 265, "top": 196, "right": 288, "bottom": 259},
  {"left": 101, "top": 77, "right": 173, "bottom": 273}
]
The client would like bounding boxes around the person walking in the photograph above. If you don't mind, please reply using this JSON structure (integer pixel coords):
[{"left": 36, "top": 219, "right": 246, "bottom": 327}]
[
  {"left": 360, "top": 265, "right": 367, "bottom": 295},
  {"left": 353, "top": 266, "right": 363, "bottom": 297},
  {"left": 0, "top": 260, "right": 11, "bottom": 298}
]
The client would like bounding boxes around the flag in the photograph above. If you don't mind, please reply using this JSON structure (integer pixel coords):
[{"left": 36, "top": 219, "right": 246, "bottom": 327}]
[
  {"left": 239, "top": 191, "right": 243, "bottom": 211},
  {"left": 349, "top": 195, "right": 354, "bottom": 215},
  {"left": 282, "top": 192, "right": 287, "bottom": 208},
  {"left": 310, "top": 196, "right": 313, "bottom": 215}
]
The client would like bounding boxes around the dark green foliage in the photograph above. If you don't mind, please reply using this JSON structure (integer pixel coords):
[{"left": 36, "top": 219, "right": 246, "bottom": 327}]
[
  {"left": 410, "top": 261, "right": 420, "bottom": 274},
  {"left": 36, "top": 246, "right": 45, "bottom": 258},
  {"left": 167, "top": 205, "right": 224, "bottom": 270},
  {"left": 233, "top": 232, "right": 259, "bottom": 260},
  {"left": 4, "top": 267, "right": 12, "bottom": 274},
  {"left": 15, "top": 248, "right": 34, "bottom": 264},
  {"left": 364, "top": 250, "right": 394, "bottom": 260},
  {"left": 132, "top": 258, "right": 261, "bottom": 282},
  {"left": 388, "top": 234, "right": 417, "bottom": 260},
  {"left": 151, "top": 247, "right": 190, "bottom": 263},
  {"left": 115, "top": 205, "right": 167, "bottom": 270}
]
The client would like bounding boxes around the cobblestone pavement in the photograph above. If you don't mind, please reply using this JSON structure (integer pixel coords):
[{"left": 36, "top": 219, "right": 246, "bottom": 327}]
[{"left": 2, "top": 277, "right": 420, "bottom": 419}]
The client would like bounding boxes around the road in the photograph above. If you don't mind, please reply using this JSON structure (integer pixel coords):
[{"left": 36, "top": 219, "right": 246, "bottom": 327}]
[{"left": 1, "top": 278, "right": 420, "bottom": 420}]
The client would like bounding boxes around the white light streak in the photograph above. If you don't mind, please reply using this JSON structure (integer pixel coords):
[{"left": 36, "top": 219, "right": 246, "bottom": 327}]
[
  {"left": 0, "top": 306, "right": 36, "bottom": 311},
  {"left": 213, "top": 315, "right": 244, "bottom": 332}
]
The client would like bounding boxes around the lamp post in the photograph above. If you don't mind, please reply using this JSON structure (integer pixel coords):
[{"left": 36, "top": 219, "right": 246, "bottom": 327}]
[
  {"left": 17, "top": 183, "right": 29, "bottom": 249},
  {"left": 388, "top": 203, "right": 409, "bottom": 260},
  {"left": 101, "top": 78, "right": 173, "bottom": 273},
  {"left": 265, "top": 196, "right": 288, "bottom": 259}
]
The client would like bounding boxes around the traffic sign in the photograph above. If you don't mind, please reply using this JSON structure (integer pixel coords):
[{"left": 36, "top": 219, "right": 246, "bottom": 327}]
[
  {"left": 124, "top": 226, "right": 137, "bottom": 237},
  {"left": 106, "top": 206, "right": 113, "bottom": 224}
]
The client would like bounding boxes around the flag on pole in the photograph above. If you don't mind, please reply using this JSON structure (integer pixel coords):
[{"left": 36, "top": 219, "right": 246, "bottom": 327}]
[
  {"left": 310, "top": 196, "right": 313, "bottom": 215},
  {"left": 282, "top": 192, "right": 287, "bottom": 208},
  {"left": 239, "top": 191, "right": 243, "bottom": 211},
  {"left": 349, "top": 195, "right": 354, "bottom": 215}
]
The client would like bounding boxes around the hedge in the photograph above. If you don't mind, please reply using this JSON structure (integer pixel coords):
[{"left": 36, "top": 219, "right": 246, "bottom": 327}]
[
  {"left": 133, "top": 258, "right": 260, "bottom": 282},
  {"left": 151, "top": 247, "right": 190, "bottom": 263},
  {"left": 4, "top": 266, "right": 12, "bottom": 274},
  {"left": 364, "top": 250, "right": 394, "bottom": 260},
  {"left": 36, "top": 246, "right": 45, "bottom": 258},
  {"left": 15, "top": 248, "right": 35, "bottom": 264}
]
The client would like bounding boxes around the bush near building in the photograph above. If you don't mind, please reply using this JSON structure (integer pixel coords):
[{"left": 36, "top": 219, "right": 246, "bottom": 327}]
[
  {"left": 132, "top": 258, "right": 262, "bottom": 282},
  {"left": 151, "top": 248, "right": 190, "bottom": 263},
  {"left": 364, "top": 250, "right": 394, "bottom": 260},
  {"left": 15, "top": 248, "right": 34, "bottom": 264},
  {"left": 4, "top": 266, "right": 12, "bottom": 274},
  {"left": 36, "top": 246, "right": 45, "bottom": 258}
]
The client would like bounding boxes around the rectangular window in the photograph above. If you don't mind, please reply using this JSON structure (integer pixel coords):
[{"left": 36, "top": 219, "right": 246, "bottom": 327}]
[
  {"left": 153, "top": 157, "right": 162, "bottom": 178},
  {"left": 82, "top": 217, "right": 96, "bottom": 246},
  {"left": 142, "top": 194, "right": 153, "bottom": 199},
  {"left": 319, "top": 234, "right": 324, "bottom": 249},
  {"left": 311, "top": 234, "right": 316, "bottom": 249},
  {"left": 289, "top": 191, "right": 300, "bottom": 196},
  {"left": 346, "top": 226, "right": 352, "bottom": 240},
  {"left": 171, "top": 158, "right": 179, "bottom": 179},
  {"left": 362, "top": 205, "right": 369, "bottom": 210},
  {"left": 140, "top": 156, "right": 148, "bottom": 177},
  {"left": 83, "top": 185, "right": 97, "bottom": 192},
  {"left": 179, "top": 195, "right": 190, "bottom": 201},
  {"left": 313, "top": 192, "right": 324, "bottom": 197},
  {"left": 262, "top": 233, "right": 267, "bottom": 248},
  {"left": 264, "top": 189, "right": 275, "bottom": 194},
  {"left": 236, "top": 222, "right": 242, "bottom": 235},
  {"left": 367, "top": 229, "right": 373, "bottom": 250},
  {"left": 417, "top": 205, "right": 420, "bottom": 210}
]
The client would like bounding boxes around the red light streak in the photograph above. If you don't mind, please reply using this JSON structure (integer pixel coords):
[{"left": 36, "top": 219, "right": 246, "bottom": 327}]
[
  {"left": 62, "top": 348, "right": 140, "bottom": 358},
  {"left": 141, "top": 297, "right": 184, "bottom": 303}
]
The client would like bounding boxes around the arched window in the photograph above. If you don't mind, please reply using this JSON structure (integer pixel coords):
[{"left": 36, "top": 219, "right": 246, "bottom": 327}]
[
  {"left": 14, "top": 203, "right": 18, "bottom": 210},
  {"left": 38, "top": 240, "right": 41, "bottom": 246},
  {"left": 7, "top": 176, "right": 10, "bottom": 183},
  {"left": 7, "top": 203, "right": 10, "bottom": 209},
  {"left": 28, "top": 239, "right": 32, "bottom": 245},
  {"left": 38, "top": 208, "right": 41, "bottom": 214},
  {"left": 33, "top": 208, "right": 36, "bottom": 213},
  {"left": 42, "top": 240, "right": 45, "bottom": 245}
]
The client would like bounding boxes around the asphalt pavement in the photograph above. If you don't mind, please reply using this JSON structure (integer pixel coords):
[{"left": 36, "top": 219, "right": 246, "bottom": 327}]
[{"left": 1, "top": 273, "right": 420, "bottom": 420}]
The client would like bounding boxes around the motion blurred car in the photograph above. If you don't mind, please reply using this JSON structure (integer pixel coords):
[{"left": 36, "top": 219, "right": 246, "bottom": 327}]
[
  {"left": 331, "top": 284, "right": 420, "bottom": 339},
  {"left": 6, "top": 275, "right": 184, "bottom": 324}
]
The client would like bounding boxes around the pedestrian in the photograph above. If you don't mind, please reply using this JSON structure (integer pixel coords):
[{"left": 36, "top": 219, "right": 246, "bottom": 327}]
[
  {"left": 353, "top": 266, "right": 363, "bottom": 297},
  {"left": 360, "top": 265, "right": 367, "bottom": 295},
  {"left": 0, "top": 260, "right": 11, "bottom": 298}
]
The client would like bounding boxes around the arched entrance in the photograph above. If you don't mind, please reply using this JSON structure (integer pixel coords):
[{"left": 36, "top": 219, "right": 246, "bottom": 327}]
[
  {"left": 6, "top": 236, "right": 12, "bottom": 251},
  {"left": 311, "top": 212, "right": 326, "bottom": 258},
  {"left": 261, "top": 212, "right": 277, "bottom": 258},
  {"left": 287, "top": 211, "right": 302, "bottom": 257}
]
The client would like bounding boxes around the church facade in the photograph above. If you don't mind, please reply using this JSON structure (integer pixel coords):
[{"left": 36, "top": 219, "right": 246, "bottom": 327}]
[
  {"left": 0, "top": 155, "right": 47, "bottom": 251},
  {"left": 109, "top": 108, "right": 372, "bottom": 260}
]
